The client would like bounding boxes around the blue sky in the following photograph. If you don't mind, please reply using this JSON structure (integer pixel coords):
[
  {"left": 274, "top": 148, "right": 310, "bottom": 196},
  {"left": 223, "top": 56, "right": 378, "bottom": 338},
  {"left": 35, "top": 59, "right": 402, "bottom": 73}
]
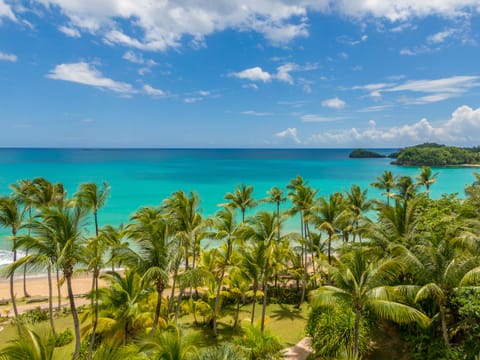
[{"left": 1, "top": 1, "right": 480, "bottom": 148}]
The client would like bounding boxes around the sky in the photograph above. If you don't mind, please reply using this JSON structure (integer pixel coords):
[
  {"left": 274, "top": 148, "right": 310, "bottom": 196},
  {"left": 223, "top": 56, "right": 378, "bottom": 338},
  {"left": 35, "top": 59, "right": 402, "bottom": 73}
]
[{"left": 1, "top": 1, "right": 480, "bottom": 148}]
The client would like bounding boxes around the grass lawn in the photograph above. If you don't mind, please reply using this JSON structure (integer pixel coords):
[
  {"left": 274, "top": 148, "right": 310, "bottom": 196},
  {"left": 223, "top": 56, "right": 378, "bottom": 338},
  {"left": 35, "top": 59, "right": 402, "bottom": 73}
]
[{"left": 0, "top": 302, "right": 310, "bottom": 356}]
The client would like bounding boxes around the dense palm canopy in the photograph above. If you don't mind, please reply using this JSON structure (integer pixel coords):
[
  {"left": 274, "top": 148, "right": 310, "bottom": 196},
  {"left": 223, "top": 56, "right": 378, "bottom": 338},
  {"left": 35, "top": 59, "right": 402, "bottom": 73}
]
[{"left": 1, "top": 168, "right": 480, "bottom": 360}]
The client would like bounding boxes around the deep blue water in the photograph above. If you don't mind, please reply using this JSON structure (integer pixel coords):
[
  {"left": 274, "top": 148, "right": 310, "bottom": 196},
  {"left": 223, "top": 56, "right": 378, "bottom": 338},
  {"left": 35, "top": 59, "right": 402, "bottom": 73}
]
[{"left": 0, "top": 148, "right": 477, "bottom": 260}]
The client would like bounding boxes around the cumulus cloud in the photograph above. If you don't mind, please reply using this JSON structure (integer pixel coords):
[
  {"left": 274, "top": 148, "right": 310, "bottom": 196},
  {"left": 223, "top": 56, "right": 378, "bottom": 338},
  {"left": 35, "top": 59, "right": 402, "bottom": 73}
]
[
  {"left": 231, "top": 62, "right": 316, "bottom": 86},
  {"left": 46, "top": 62, "right": 133, "bottom": 93},
  {"left": 307, "top": 105, "right": 480, "bottom": 147},
  {"left": 27, "top": 0, "right": 479, "bottom": 53},
  {"left": 231, "top": 67, "right": 272, "bottom": 82},
  {"left": 276, "top": 127, "right": 300, "bottom": 143},
  {"left": 322, "top": 97, "right": 346, "bottom": 109},
  {"left": 0, "top": 51, "right": 17, "bottom": 62}
]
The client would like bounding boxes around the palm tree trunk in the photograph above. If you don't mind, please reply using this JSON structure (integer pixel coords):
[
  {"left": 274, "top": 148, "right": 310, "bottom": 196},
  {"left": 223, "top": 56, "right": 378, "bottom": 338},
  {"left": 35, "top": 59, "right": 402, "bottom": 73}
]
[
  {"left": 23, "top": 249, "right": 30, "bottom": 298},
  {"left": 250, "top": 285, "right": 257, "bottom": 325},
  {"left": 56, "top": 266, "right": 62, "bottom": 311},
  {"left": 151, "top": 282, "right": 164, "bottom": 334},
  {"left": 213, "top": 267, "right": 226, "bottom": 337},
  {"left": 174, "top": 288, "right": 184, "bottom": 323},
  {"left": 327, "top": 233, "right": 332, "bottom": 265},
  {"left": 234, "top": 300, "right": 241, "bottom": 328},
  {"left": 65, "top": 271, "right": 81, "bottom": 360},
  {"left": 168, "top": 264, "right": 179, "bottom": 314},
  {"left": 439, "top": 303, "right": 450, "bottom": 347},
  {"left": 88, "top": 269, "right": 99, "bottom": 360},
  {"left": 261, "top": 282, "right": 268, "bottom": 332},
  {"left": 47, "top": 264, "right": 56, "bottom": 336},
  {"left": 10, "top": 233, "right": 19, "bottom": 331},
  {"left": 354, "top": 308, "right": 361, "bottom": 359}
]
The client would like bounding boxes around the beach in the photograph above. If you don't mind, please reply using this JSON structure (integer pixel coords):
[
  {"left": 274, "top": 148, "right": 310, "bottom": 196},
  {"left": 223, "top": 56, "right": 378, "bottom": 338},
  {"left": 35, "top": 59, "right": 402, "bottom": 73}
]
[{"left": 0, "top": 272, "right": 108, "bottom": 315}]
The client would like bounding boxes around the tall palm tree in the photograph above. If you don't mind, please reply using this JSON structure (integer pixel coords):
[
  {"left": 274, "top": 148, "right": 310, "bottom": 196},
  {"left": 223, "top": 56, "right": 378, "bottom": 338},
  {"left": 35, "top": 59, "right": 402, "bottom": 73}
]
[
  {"left": 415, "top": 166, "right": 438, "bottom": 198},
  {"left": 223, "top": 184, "right": 256, "bottom": 223},
  {"left": 371, "top": 170, "right": 396, "bottom": 206},
  {"left": 122, "top": 207, "right": 171, "bottom": 334},
  {"left": 311, "top": 249, "right": 430, "bottom": 359},
  {"left": 0, "top": 196, "right": 23, "bottom": 323},
  {"left": 99, "top": 224, "right": 128, "bottom": 272},
  {"left": 287, "top": 180, "right": 318, "bottom": 306},
  {"left": 75, "top": 182, "right": 109, "bottom": 360},
  {"left": 241, "top": 211, "right": 278, "bottom": 332},
  {"left": 395, "top": 176, "right": 417, "bottom": 202},
  {"left": 210, "top": 207, "right": 241, "bottom": 337},
  {"left": 10, "top": 179, "right": 36, "bottom": 298},
  {"left": 264, "top": 186, "right": 286, "bottom": 242},
  {"left": 33, "top": 205, "right": 87, "bottom": 360},
  {"left": 344, "top": 185, "right": 372, "bottom": 242},
  {"left": 314, "top": 192, "right": 345, "bottom": 264}
]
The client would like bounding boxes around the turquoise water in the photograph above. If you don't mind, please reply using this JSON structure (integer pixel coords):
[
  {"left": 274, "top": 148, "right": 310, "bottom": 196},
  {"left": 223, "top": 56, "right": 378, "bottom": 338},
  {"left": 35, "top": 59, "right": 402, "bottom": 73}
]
[{"left": 0, "top": 148, "right": 477, "bottom": 259}]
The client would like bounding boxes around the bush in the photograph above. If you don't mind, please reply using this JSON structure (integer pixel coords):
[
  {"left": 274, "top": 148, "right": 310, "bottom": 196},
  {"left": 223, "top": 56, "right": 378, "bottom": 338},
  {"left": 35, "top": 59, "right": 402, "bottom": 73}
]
[{"left": 52, "top": 328, "right": 74, "bottom": 347}]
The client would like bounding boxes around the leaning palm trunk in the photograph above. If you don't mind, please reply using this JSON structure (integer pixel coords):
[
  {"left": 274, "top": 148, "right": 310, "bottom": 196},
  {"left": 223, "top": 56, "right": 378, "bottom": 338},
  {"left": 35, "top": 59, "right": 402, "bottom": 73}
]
[
  {"left": 65, "top": 269, "right": 81, "bottom": 360},
  {"left": 56, "top": 266, "right": 62, "bottom": 311},
  {"left": 439, "top": 302, "right": 450, "bottom": 347},
  {"left": 9, "top": 235, "right": 19, "bottom": 327},
  {"left": 88, "top": 213, "right": 100, "bottom": 360}
]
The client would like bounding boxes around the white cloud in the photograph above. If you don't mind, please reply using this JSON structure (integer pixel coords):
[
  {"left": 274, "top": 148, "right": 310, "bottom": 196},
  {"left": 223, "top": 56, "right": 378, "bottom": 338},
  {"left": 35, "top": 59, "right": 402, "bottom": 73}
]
[
  {"left": 242, "top": 110, "right": 272, "bottom": 116},
  {"left": 276, "top": 63, "right": 296, "bottom": 84},
  {"left": 58, "top": 25, "right": 80, "bottom": 37},
  {"left": 301, "top": 114, "right": 343, "bottom": 122},
  {"left": 123, "top": 51, "right": 144, "bottom": 64},
  {"left": 184, "top": 97, "right": 202, "bottom": 103},
  {"left": 276, "top": 127, "right": 300, "bottom": 143},
  {"left": 46, "top": 62, "right": 133, "bottom": 93},
  {"left": 322, "top": 97, "right": 346, "bottom": 109},
  {"left": 358, "top": 105, "right": 393, "bottom": 112},
  {"left": 22, "top": 1, "right": 480, "bottom": 53},
  {"left": 143, "top": 84, "right": 166, "bottom": 97},
  {"left": 0, "top": 0, "right": 16, "bottom": 21},
  {"left": 353, "top": 76, "right": 480, "bottom": 104},
  {"left": 231, "top": 67, "right": 272, "bottom": 82},
  {"left": 307, "top": 105, "right": 480, "bottom": 147},
  {"left": 0, "top": 51, "right": 17, "bottom": 62},
  {"left": 427, "top": 28, "right": 456, "bottom": 43}
]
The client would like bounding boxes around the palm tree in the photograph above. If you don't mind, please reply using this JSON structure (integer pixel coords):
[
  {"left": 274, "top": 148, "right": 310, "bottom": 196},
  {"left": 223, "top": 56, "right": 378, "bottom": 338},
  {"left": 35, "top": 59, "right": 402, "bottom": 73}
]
[
  {"left": 75, "top": 182, "right": 109, "bottom": 360},
  {"left": 0, "top": 324, "right": 55, "bottom": 360},
  {"left": 99, "top": 224, "right": 128, "bottom": 272},
  {"left": 122, "top": 207, "right": 171, "bottom": 334},
  {"left": 395, "top": 176, "right": 417, "bottom": 202},
  {"left": 314, "top": 192, "right": 345, "bottom": 264},
  {"left": 287, "top": 179, "right": 318, "bottom": 306},
  {"left": 0, "top": 196, "right": 23, "bottom": 323},
  {"left": 344, "top": 185, "right": 372, "bottom": 242},
  {"left": 264, "top": 186, "right": 286, "bottom": 242},
  {"left": 139, "top": 326, "right": 197, "bottom": 360},
  {"left": 371, "top": 170, "right": 396, "bottom": 206},
  {"left": 210, "top": 207, "right": 241, "bottom": 337},
  {"left": 415, "top": 166, "right": 438, "bottom": 198},
  {"left": 223, "top": 184, "right": 256, "bottom": 223},
  {"left": 93, "top": 270, "right": 152, "bottom": 345},
  {"left": 10, "top": 179, "right": 36, "bottom": 298},
  {"left": 241, "top": 211, "right": 278, "bottom": 332},
  {"left": 311, "top": 249, "right": 430, "bottom": 359},
  {"left": 43, "top": 205, "right": 87, "bottom": 359}
]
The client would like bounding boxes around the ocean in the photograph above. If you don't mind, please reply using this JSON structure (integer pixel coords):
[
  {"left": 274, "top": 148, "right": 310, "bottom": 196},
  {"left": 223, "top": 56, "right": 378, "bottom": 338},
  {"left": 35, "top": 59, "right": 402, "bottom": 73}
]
[{"left": 0, "top": 148, "right": 477, "bottom": 263}]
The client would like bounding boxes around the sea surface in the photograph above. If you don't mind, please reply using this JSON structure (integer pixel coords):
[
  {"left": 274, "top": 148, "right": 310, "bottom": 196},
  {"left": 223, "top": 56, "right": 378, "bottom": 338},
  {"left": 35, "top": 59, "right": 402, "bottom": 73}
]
[{"left": 0, "top": 148, "right": 477, "bottom": 263}]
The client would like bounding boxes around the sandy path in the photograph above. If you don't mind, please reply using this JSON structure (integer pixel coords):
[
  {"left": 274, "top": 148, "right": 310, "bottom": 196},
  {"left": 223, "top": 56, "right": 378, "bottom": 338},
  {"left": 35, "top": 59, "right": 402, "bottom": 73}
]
[{"left": 282, "top": 338, "right": 313, "bottom": 360}]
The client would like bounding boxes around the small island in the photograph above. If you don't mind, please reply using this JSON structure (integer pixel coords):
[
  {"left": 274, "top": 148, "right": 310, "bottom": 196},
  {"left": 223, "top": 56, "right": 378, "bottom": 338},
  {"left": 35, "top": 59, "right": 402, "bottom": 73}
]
[
  {"left": 349, "top": 148, "right": 386, "bottom": 158},
  {"left": 391, "top": 143, "right": 480, "bottom": 166}
]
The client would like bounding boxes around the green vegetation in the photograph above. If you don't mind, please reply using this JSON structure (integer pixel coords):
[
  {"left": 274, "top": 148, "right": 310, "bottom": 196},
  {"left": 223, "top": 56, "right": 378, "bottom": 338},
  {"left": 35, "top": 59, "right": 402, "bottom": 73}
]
[
  {"left": 392, "top": 143, "right": 480, "bottom": 166},
  {"left": 348, "top": 149, "right": 386, "bottom": 158},
  {"left": 0, "top": 171, "right": 480, "bottom": 359}
]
